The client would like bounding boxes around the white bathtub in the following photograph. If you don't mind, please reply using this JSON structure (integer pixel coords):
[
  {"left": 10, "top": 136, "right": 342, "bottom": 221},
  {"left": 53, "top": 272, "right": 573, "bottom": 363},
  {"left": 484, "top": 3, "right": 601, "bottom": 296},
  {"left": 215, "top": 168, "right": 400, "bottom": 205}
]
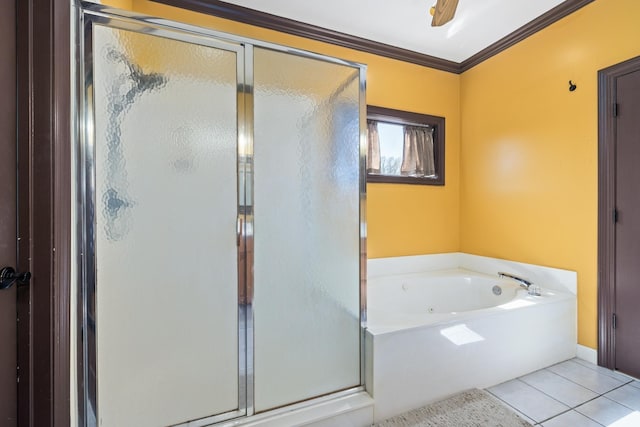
[{"left": 365, "top": 265, "right": 577, "bottom": 422}]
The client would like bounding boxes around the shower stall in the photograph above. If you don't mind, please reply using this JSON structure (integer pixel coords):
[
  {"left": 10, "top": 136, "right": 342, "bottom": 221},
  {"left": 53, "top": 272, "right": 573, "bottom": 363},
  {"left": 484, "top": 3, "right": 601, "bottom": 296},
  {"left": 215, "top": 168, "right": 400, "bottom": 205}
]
[{"left": 76, "top": 4, "right": 366, "bottom": 426}]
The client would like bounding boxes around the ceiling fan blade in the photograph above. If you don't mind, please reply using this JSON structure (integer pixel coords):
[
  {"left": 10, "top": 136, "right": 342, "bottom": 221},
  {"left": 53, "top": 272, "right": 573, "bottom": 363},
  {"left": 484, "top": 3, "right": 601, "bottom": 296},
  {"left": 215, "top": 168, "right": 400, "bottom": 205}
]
[{"left": 431, "top": 0, "right": 459, "bottom": 27}]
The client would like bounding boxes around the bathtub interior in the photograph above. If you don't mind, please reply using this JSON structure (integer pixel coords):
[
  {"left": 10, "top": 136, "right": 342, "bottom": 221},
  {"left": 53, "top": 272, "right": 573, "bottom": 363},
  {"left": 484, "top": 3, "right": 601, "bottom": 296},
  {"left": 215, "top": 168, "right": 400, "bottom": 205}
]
[
  {"left": 367, "top": 269, "right": 523, "bottom": 315},
  {"left": 367, "top": 268, "right": 574, "bottom": 336}
]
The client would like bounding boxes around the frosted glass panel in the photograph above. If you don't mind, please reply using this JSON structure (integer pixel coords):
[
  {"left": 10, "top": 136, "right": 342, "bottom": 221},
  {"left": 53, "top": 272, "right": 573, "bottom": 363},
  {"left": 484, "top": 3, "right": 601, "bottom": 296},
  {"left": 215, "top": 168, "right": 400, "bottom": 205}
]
[
  {"left": 253, "top": 48, "right": 361, "bottom": 412},
  {"left": 92, "top": 25, "right": 239, "bottom": 426}
]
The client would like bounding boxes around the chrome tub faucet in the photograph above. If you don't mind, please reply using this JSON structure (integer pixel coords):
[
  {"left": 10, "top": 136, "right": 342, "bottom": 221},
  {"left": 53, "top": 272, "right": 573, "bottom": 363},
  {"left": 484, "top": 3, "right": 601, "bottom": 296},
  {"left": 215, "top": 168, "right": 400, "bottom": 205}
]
[{"left": 498, "top": 272, "right": 539, "bottom": 295}]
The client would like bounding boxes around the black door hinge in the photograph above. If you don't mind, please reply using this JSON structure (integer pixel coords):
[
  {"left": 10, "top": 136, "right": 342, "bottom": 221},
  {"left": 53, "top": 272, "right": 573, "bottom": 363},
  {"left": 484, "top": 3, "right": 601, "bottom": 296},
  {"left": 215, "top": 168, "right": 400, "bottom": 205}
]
[
  {"left": 614, "top": 208, "right": 619, "bottom": 223},
  {"left": 613, "top": 103, "right": 619, "bottom": 117},
  {"left": 613, "top": 313, "right": 617, "bottom": 329}
]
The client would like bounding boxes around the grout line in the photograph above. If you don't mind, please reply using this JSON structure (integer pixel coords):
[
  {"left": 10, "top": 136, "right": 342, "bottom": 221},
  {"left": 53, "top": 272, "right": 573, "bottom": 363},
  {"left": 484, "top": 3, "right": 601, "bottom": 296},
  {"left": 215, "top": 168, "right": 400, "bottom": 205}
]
[
  {"left": 572, "top": 407, "right": 607, "bottom": 427},
  {"left": 598, "top": 388, "right": 640, "bottom": 412},
  {"left": 512, "top": 376, "right": 577, "bottom": 411},
  {"left": 485, "top": 389, "right": 537, "bottom": 425},
  {"left": 488, "top": 380, "right": 570, "bottom": 425},
  {"left": 571, "top": 358, "right": 636, "bottom": 383},
  {"left": 572, "top": 358, "right": 636, "bottom": 384},
  {"left": 541, "top": 366, "right": 630, "bottom": 394},
  {"left": 535, "top": 407, "right": 574, "bottom": 425},
  {"left": 546, "top": 374, "right": 600, "bottom": 394},
  {"left": 604, "top": 382, "right": 634, "bottom": 394}
]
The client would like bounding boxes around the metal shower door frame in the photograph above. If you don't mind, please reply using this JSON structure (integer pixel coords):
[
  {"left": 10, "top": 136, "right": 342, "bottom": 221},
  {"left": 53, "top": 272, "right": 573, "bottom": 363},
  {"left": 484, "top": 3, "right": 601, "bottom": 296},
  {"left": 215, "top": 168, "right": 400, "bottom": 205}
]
[
  {"left": 76, "top": 8, "right": 249, "bottom": 426},
  {"left": 75, "top": 3, "right": 367, "bottom": 426}
]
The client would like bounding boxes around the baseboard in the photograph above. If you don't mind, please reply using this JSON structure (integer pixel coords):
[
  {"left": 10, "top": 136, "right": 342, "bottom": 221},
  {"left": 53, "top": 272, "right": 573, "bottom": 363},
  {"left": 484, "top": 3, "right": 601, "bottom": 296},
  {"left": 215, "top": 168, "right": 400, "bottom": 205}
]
[{"left": 576, "top": 344, "right": 597, "bottom": 364}]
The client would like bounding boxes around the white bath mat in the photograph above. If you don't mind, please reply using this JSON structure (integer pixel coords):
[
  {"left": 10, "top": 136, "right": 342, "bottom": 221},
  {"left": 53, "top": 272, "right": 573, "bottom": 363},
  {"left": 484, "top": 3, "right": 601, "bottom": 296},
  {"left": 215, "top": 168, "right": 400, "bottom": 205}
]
[{"left": 374, "top": 389, "right": 532, "bottom": 427}]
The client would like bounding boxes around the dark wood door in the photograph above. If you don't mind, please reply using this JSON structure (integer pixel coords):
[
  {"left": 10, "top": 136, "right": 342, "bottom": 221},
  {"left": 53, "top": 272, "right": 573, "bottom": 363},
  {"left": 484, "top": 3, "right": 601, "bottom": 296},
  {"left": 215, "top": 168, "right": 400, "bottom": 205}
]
[
  {"left": 0, "top": 1, "right": 17, "bottom": 425},
  {"left": 615, "top": 68, "right": 640, "bottom": 379}
]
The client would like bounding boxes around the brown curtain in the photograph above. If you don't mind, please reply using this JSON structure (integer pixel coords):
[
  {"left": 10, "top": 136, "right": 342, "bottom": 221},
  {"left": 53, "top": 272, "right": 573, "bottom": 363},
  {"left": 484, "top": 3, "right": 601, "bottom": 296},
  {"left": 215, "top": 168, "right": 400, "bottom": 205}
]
[
  {"left": 367, "top": 120, "right": 381, "bottom": 174},
  {"left": 400, "top": 125, "right": 435, "bottom": 177}
]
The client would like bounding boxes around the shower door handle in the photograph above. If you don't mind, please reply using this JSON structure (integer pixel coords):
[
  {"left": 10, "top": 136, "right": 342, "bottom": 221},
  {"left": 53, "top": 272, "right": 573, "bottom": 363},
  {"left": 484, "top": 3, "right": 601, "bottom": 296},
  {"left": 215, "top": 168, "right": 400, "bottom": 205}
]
[
  {"left": 0, "top": 266, "right": 31, "bottom": 290},
  {"left": 237, "top": 216, "right": 243, "bottom": 247}
]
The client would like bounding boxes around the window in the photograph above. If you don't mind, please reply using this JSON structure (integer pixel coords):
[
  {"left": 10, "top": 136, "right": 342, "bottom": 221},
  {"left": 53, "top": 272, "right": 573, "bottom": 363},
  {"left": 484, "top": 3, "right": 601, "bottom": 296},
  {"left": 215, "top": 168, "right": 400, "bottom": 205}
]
[{"left": 367, "top": 106, "right": 445, "bottom": 185}]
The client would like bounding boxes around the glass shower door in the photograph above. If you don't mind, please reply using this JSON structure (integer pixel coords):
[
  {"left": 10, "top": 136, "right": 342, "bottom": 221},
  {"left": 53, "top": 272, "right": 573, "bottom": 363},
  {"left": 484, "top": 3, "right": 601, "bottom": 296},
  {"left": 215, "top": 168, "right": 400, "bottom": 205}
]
[
  {"left": 80, "top": 7, "right": 366, "bottom": 424},
  {"left": 252, "top": 47, "right": 363, "bottom": 412},
  {"left": 83, "top": 19, "right": 245, "bottom": 426}
]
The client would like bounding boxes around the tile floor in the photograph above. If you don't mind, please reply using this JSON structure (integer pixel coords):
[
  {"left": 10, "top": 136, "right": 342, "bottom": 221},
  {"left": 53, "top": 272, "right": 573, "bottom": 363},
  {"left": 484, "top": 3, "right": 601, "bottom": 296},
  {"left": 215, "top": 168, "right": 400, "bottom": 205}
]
[{"left": 487, "top": 359, "right": 640, "bottom": 426}]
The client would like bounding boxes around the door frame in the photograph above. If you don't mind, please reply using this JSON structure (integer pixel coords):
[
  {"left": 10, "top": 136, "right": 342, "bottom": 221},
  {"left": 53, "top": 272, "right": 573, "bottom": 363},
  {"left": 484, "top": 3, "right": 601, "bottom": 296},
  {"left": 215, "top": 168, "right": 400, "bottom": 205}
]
[
  {"left": 16, "top": 0, "right": 71, "bottom": 425},
  {"left": 0, "top": 0, "right": 17, "bottom": 425},
  {"left": 597, "top": 55, "right": 640, "bottom": 369}
]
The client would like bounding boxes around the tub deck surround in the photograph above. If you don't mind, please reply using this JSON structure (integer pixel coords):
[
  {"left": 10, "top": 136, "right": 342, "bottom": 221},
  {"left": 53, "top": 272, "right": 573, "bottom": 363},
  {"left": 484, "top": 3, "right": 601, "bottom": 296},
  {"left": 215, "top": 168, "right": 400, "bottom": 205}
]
[
  {"left": 367, "top": 252, "right": 577, "bottom": 295},
  {"left": 365, "top": 254, "right": 577, "bottom": 422}
]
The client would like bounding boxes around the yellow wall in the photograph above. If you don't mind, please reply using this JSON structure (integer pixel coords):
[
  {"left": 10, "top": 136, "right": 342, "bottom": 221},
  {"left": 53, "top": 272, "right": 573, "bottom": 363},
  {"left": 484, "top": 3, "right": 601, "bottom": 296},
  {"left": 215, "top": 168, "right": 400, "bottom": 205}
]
[
  {"left": 123, "top": 0, "right": 461, "bottom": 259},
  {"left": 108, "top": 0, "right": 133, "bottom": 9},
  {"left": 460, "top": 0, "right": 640, "bottom": 349}
]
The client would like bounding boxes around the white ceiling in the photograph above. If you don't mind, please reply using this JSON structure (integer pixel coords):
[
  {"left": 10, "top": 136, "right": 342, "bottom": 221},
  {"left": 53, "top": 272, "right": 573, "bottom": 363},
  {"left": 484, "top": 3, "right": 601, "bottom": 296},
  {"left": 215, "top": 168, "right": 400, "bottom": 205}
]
[{"left": 220, "top": 0, "right": 567, "bottom": 63}]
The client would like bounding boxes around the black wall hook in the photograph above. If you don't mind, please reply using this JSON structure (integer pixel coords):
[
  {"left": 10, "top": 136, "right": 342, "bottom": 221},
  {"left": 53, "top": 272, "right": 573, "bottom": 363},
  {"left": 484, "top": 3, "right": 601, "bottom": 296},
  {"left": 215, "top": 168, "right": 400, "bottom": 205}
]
[{"left": 569, "top": 80, "right": 577, "bottom": 91}]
